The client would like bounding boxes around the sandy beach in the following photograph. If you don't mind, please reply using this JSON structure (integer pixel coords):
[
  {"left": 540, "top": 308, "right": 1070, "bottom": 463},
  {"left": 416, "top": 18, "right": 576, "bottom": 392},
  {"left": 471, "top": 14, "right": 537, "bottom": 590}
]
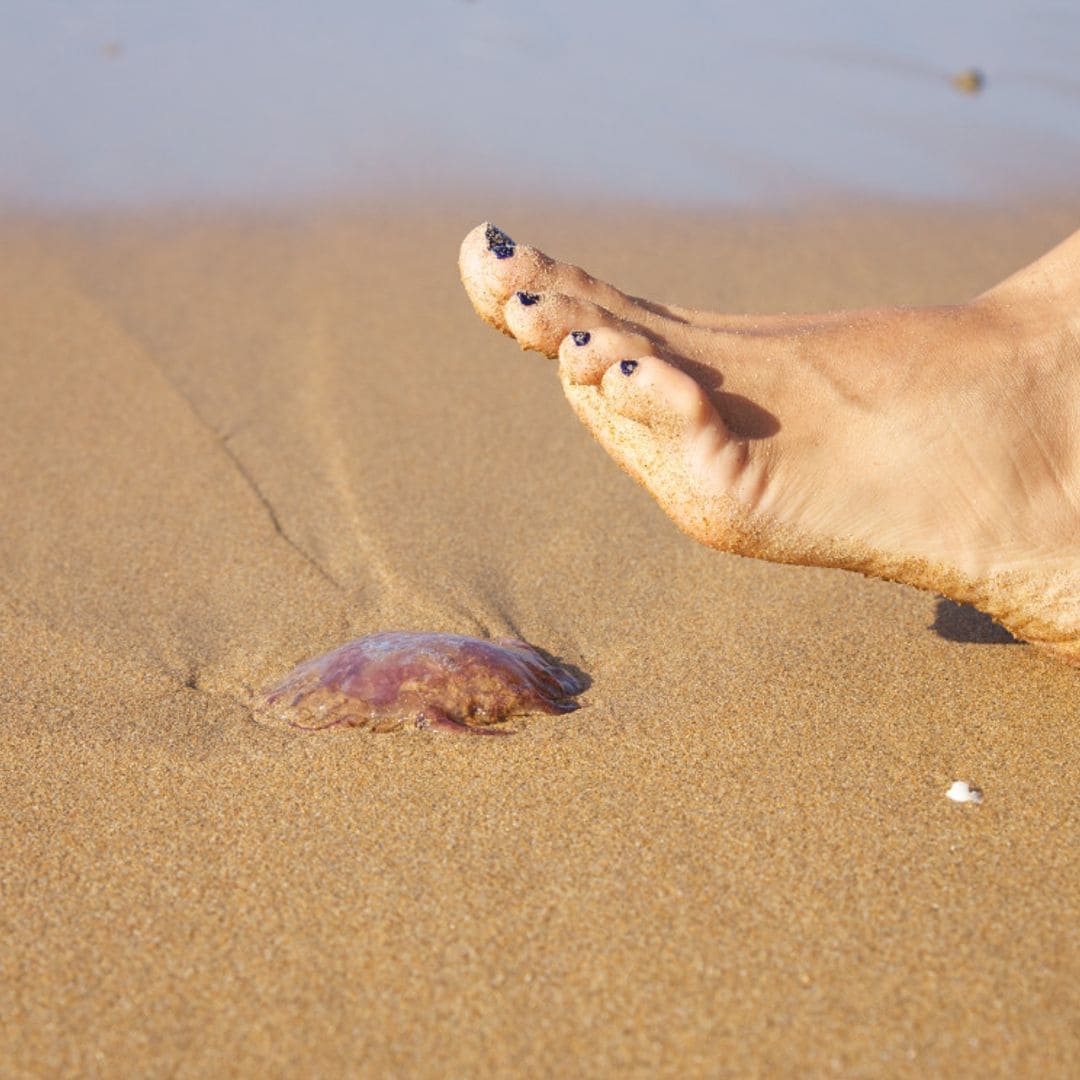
[{"left": 2, "top": 200, "right": 1078, "bottom": 1076}]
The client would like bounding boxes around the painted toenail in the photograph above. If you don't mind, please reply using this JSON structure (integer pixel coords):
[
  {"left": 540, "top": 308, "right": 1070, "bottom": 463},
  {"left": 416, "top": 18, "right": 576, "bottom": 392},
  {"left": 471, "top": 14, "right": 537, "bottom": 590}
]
[
  {"left": 619, "top": 359, "right": 639, "bottom": 376},
  {"left": 571, "top": 331, "right": 591, "bottom": 346},
  {"left": 485, "top": 224, "right": 515, "bottom": 260},
  {"left": 517, "top": 291, "right": 540, "bottom": 306}
]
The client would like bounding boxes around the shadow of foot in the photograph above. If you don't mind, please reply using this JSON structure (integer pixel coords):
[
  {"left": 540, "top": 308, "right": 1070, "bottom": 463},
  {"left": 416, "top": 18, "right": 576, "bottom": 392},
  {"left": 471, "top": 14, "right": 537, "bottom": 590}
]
[{"left": 931, "top": 598, "right": 1020, "bottom": 645}]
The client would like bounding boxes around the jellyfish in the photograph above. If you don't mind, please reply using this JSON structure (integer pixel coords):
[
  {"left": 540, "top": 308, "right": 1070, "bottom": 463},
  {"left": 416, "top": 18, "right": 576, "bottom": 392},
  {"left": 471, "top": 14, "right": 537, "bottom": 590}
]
[{"left": 255, "top": 631, "right": 586, "bottom": 734}]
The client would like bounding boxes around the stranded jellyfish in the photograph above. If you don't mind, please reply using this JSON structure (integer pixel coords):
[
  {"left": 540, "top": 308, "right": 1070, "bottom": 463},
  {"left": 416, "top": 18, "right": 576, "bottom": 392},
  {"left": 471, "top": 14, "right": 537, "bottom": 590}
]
[{"left": 255, "top": 631, "right": 586, "bottom": 735}]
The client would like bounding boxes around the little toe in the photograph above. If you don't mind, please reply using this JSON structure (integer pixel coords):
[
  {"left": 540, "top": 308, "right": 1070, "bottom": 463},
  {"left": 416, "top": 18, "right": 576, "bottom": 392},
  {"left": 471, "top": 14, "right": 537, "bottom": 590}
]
[
  {"left": 600, "top": 355, "right": 719, "bottom": 437},
  {"left": 561, "top": 355, "right": 753, "bottom": 532},
  {"left": 559, "top": 326, "right": 656, "bottom": 386},
  {"left": 504, "top": 292, "right": 627, "bottom": 358}
]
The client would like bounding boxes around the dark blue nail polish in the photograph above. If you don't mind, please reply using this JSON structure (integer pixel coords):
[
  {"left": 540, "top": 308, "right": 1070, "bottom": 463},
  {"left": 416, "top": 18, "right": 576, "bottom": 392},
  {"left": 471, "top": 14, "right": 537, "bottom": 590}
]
[
  {"left": 517, "top": 291, "right": 540, "bottom": 306},
  {"left": 485, "top": 224, "right": 515, "bottom": 260},
  {"left": 620, "top": 359, "right": 638, "bottom": 376},
  {"left": 571, "top": 331, "right": 591, "bottom": 347}
]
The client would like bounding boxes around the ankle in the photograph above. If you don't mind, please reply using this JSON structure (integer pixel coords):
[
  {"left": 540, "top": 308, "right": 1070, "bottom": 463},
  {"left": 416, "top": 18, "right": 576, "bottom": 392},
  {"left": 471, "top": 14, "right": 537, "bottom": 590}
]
[
  {"left": 976, "top": 283, "right": 1078, "bottom": 381},
  {"left": 988, "top": 229, "right": 1080, "bottom": 313}
]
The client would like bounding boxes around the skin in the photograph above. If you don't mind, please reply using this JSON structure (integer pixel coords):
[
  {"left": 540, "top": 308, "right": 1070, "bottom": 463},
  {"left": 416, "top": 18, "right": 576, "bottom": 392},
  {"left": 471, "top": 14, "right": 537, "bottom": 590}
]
[{"left": 459, "top": 223, "right": 1080, "bottom": 665}]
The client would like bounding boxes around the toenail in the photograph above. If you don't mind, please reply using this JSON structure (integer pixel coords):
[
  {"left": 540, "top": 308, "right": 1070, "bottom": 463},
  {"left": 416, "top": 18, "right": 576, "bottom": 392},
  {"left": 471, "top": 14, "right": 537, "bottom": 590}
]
[
  {"left": 571, "top": 331, "right": 591, "bottom": 346},
  {"left": 485, "top": 224, "right": 515, "bottom": 259},
  {"left": 516, "top": 291, "right": 540, "bottom": 306},
  {"left": 619, "top": 359, "right": 638, "bottom": 376}
]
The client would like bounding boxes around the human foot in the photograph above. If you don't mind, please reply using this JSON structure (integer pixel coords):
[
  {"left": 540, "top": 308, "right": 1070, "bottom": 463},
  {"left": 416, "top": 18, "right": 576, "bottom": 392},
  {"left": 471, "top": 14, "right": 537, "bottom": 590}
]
[{"left": 459, "top": 223, "right": 1080, "bottom": 664}]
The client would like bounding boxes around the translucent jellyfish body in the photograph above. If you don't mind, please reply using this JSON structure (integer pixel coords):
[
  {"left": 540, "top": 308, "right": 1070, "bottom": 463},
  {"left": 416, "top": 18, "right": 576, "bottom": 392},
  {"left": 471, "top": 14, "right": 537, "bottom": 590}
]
[{"left": 255, "top": 631, "right": 586, "bottom": 734}]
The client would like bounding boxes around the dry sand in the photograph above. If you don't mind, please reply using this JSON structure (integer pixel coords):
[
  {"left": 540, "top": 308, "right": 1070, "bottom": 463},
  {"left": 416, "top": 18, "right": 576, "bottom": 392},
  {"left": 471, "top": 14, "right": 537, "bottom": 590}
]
[{"left": 2, "top": 200, "right": 1078, "bottom": 1077}]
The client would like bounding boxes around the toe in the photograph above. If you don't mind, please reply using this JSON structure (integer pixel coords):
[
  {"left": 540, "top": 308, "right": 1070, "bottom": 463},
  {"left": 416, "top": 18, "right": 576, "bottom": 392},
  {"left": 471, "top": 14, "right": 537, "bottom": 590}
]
[
  {"left": 563, "top": 354, "right": 751, "bottom": 503},
  {"left": 600, "top": 355, "right": 718, "bottom": 437},
  {"left": 460, "top": 222, "right": 680, "bottom": 336},
  {"left": 559, "top": 326, "right": 656, "bottom": 386},
  {"left": 504, "top": 292, "right": 631, "bottom": 358},
  {"left": 459, "top": 222, "right": 557, "bottom": 333}
]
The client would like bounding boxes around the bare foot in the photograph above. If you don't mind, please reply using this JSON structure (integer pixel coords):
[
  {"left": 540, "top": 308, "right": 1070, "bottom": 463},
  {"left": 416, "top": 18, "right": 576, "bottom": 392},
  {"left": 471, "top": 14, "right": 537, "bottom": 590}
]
[{"left": 460, "top": 223, "right": 1080, "bottom": 664}]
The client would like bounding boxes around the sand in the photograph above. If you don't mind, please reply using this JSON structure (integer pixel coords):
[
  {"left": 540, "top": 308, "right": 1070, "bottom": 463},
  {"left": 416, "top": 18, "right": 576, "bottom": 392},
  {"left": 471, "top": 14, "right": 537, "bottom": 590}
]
[{"left": 2, "top": 200, "right": 1078, "bottom": 1077}]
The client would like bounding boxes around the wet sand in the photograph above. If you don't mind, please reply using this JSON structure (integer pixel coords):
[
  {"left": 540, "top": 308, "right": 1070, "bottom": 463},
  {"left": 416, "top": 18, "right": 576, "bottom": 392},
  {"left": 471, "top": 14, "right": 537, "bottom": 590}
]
[{"left": 2, "top": 201, "right": 1078, "bottom": 1076}]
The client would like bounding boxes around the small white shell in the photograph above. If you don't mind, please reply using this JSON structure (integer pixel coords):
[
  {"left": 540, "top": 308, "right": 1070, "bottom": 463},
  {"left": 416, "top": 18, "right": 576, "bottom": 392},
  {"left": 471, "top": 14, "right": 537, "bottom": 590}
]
[{"left": 946, "top": 780, "right": 983, "bottom": 804}]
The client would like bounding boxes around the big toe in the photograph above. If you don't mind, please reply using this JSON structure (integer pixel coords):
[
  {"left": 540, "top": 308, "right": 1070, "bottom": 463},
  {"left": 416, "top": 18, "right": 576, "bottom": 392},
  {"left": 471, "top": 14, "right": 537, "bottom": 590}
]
[
  {"left": 459, "top": 221, "right": 662, "bottom": 338},
  {"left": 459, "top": 222, "right": 557, "bottom": 334}
]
